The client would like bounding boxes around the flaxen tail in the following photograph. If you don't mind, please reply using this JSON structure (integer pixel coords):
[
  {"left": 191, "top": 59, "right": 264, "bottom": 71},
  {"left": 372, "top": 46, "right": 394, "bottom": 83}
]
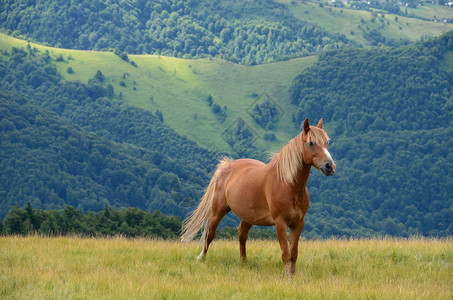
[{"left": 180, "top": 158, "right": 231, "bottom": 245}]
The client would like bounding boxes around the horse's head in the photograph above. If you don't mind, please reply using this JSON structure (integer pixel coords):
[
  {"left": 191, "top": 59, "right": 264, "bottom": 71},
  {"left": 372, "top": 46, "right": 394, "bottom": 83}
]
[{"left": 302, "top": 118, "right": 336, "bottom": 176}]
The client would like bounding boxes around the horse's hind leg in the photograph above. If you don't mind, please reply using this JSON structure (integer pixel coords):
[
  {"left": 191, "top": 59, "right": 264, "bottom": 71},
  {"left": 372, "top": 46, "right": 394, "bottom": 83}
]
[
  {"left": 198, "top": 195, "right": 230, "bottom": 260},
  {"left": 238, "top": 221, "right": 252, "bottom": 261}
]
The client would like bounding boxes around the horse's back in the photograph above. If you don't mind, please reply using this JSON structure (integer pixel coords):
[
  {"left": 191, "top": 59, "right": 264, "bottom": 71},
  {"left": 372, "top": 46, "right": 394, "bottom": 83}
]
[
  {"left": 221, "top": 158, "right": 266, "bottom": 183},
  {"left": 229, "top": 158, "right": 266, "bottom": 170}
]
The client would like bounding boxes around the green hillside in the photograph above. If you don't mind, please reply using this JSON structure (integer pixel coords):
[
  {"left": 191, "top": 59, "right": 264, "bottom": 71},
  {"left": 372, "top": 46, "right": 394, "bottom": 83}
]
[
  {"left": 405, "top": 3, "right": 453, "bottom": 21},
  {"left": 1, "top": 0, "right": 451, "bottom": 154},
  {"left": 0, "top": 45, "right": 229, "bottom": 221},
  {"left": 0, "top": 33, "right": 314, "bottom": 154}
]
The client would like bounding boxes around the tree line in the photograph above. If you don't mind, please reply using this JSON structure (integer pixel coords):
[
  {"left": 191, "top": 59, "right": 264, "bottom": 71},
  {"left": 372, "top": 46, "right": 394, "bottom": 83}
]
[
  {"left": 1, "top": 202, "right": 181, "bottom": 238},
  {"left": 0, "top": 202, "right": 277, "bottom": 239}
]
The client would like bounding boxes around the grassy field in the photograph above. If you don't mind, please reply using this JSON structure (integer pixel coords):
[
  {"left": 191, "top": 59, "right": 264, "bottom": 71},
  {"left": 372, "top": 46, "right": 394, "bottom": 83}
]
[{"left": 1, "top": 236, "right": 452, "bottom": 299}]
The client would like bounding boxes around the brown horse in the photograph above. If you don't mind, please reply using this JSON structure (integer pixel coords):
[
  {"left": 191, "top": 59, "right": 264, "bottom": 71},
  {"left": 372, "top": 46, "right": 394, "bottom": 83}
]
[{"left": 180, "top": 118, "right": 336, "bottom": 277}]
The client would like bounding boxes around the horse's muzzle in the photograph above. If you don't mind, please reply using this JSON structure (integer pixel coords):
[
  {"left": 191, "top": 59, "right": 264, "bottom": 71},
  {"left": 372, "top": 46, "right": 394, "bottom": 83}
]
[{"left": 320, "top": 161, "right": 336, "bottom": 176}]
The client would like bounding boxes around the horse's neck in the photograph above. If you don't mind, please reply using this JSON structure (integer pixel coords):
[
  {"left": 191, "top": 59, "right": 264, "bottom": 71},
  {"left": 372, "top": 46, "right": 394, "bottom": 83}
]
[
  {"left": 268, "top": 151, "right": 311, "bottom": 191},
  {"left": 294, "top": 161, "right": 311, "bottom": 191}
]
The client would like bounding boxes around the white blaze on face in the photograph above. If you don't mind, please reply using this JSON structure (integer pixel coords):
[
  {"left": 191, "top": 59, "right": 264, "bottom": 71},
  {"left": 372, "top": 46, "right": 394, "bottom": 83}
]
[{"left": 323, "top": 147, "right": 333, "bottom": 162}]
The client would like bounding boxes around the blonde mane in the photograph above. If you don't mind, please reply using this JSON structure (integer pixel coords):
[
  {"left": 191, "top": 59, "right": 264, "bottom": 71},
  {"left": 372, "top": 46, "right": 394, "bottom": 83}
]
[{"left": 270, "top": 126, "right": 330, "bottom": 185}]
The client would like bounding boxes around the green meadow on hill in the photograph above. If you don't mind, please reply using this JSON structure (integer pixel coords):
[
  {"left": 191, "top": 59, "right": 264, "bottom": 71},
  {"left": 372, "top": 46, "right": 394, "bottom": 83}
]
[{"left": 0, "top": 33, "right": 314, "bottom": 153}]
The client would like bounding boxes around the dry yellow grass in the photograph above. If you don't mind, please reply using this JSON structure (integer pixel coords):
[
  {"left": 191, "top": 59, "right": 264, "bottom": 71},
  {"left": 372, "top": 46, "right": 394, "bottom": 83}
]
[{"left": 1, "top": 236, "right": 452, "bottom": 299}]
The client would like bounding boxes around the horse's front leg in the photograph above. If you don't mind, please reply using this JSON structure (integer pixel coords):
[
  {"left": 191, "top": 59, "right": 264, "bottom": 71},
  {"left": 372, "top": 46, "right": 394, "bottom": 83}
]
[
  {"left": 275, "top": 219, "right": 291, "bottom": 278},
  {"left": 289, "top": 219, "right": 305, "bottom": 275}
]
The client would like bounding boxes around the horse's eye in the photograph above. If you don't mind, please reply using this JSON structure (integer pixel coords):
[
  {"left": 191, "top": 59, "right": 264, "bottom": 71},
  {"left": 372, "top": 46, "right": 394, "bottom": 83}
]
[{"left": 308, "top": 141, "right": 315, "bottom": 147}]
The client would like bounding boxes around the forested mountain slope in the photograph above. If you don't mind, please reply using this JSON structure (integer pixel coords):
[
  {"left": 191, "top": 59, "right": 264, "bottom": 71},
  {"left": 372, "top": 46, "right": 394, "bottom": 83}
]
[
  {"left": 2, "top": 0, "right": 451, "bottom": 65},
  {"left": 0, "top": 0, "right": 352, "bottom": 64},
  {"left": 0, "top": 47, "right": 223, "bottom": 220},
  {"left": 289, "top": 32, "right": 453, "bottom": 236}
]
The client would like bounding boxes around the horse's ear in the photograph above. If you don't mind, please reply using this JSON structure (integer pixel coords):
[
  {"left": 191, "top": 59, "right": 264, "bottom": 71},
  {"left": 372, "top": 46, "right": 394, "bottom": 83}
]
[
  {"left": 317, "top": 118, "right": 323, "bottom": 129},
  {"left": 303, "top": 118, "right": 310, "bottom": 134}
]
